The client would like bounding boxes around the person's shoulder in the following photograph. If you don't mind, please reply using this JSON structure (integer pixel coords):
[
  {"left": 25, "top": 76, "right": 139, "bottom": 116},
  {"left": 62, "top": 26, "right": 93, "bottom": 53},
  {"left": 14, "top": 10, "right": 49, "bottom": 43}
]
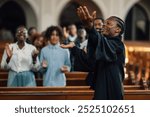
[
  {"left": 41, "top": 45, "right": 50, "bottom": 53},
  {"left": 41, "top": 45, "right": 49, "bottom": 51},
  {"left": 115, "top": 39, "right": 125, "bottom": 51},
  {"left": 64, "top": 49, "right": 70, "bottom": 55},
  {"left": 26, "top": 43, "right": 36, "bottom": 50},
  {"left": 9, "top": 43, "right": 17, "bottom": 48},
  {"left": 9, "top": 43, "right": 16, "bottom": 46}
]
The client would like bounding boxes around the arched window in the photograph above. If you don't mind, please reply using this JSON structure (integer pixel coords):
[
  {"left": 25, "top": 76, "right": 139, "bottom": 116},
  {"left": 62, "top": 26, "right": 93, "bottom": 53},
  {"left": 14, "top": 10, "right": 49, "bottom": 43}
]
[
  {"left": 0, "top": 1, "right": 26, "bottom": 37},
  {"left": 59, "top": 0, "right": 103, "bottom": 28},
  {"left": 125, "top": 4, "right": 149, "bottom": 41}
]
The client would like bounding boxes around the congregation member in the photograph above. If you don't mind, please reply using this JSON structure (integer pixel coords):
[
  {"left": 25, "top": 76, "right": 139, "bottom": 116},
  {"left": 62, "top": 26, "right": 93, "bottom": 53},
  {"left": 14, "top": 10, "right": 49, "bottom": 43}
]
[
  {"left": 77, "top": 28, "right": 88, "bottom": 51},
  {"left": 40, "top": 26, "right": 71, "bottom": 86},
  {"left": 63, "top": 24, "right": 80, "bottom": 71},
  {"left": 26, "top": 27, "right": 37, "bottom": 44},
  {"left": 60, "top": 18, "right": 104, "bottom": 87},
  {"left": 32, "top": 33, "right": 45, "bottom": 58},
  {"left": 32, "top": 33, "right": 45, "bottom": 79},
  {"left": 1, "top": 26, "right": 40, "bottom": 87}
]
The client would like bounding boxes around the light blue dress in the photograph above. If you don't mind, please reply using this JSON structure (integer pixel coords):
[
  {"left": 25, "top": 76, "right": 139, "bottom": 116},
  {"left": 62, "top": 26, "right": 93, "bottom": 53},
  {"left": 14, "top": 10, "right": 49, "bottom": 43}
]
[{"left": 40, "top": 44, "right": 71, "bottom": 86}]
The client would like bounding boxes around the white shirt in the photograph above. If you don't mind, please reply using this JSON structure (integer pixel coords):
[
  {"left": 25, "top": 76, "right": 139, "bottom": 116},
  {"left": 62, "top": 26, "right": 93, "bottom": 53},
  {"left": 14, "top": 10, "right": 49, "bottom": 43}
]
[
  {"left": 80, "top": 40, "right": 88, "bottom": 49},
  {"left": 1, "top": 42, "right": 40, "bottom": 73},
  {"left": 68, "top": 35, "right": 77, "bottom": 42}
]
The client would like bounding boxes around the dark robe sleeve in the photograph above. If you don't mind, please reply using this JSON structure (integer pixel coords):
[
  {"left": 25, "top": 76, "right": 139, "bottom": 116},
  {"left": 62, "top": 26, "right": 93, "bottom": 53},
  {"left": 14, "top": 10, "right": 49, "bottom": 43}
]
[
  {"left": 71, "top": 46, "right": 93, "bottom": 71},
  {"left": 71, "top": 46, "right": 96, "bottom": 87},
  {"left": 88, "top": 28, "right": 123, "bottom": 62}
]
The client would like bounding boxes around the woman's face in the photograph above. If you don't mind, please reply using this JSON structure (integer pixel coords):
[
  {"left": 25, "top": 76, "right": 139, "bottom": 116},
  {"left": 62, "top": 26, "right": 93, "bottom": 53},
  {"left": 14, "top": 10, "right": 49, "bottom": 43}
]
[
  {"left": 34, "top": 37, "right": 44, "bottom": 48},
  {"left": 16, "top": 27, "right": 27, "bottom": 42},
  {"left": 49, "top": 30, "right": 60, "bottom": 45}
]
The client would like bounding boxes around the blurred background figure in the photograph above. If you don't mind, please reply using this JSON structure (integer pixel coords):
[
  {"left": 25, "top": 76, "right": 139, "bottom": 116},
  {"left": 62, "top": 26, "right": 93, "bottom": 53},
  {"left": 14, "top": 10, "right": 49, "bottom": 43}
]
[
  {"left": 77, "top": 28, "right": 88, "bottom": 51},
  {"left": 26, "top": 27, "right": 37, "bottom": 44},
  {"left": 32, "top": 33, "right": 45, "bottom": 54},
  {"left": 94, "top": 18, "right": 104, "bottom": 33},
  {"left": 0, "top": 28, "right": 14, "bottom": 42},
  {"left": 63, "top": 24, "right": 78, "bottom": 44},
  {"left": 63, "top": 24, "right": 80, "bottom": 71},
  {"left": 32, "top": 33, "right": 45, "bottom": 79}
]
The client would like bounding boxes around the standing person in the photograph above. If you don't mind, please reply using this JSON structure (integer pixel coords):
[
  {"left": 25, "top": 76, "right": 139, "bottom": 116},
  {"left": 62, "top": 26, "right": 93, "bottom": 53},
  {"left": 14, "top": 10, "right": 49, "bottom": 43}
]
[
  {"left": 63, "top": 24, "right": 78, "bottom": 44},
  {"left": 77, "top": 28, "right": 88, "bottom": 50},
  {"left": 40, "top": 26, "right": 71, "bottom": 86},
  {"left": 60, "top": 18, "right": 104, "bottom": 87},
  {"left": 63, "top": 24, "right": 80, "bottom": 71},
  {"left": 1, "top": 26, "right": 40, "bottom": 87},
  {"left": 26, "top": 27, "right": 37, "bottom": 44},
  {"left": 94, "top": 18, "right": 104, "bottom": 33},
  {"left": 32, "top": 33, "right": 45, "bottom": 79},
  {"left": 32, "top": 33, "right": 45, "bottom": 56},
  {"left": 77, "top": 6, "right": 125, "bottom": 100}
]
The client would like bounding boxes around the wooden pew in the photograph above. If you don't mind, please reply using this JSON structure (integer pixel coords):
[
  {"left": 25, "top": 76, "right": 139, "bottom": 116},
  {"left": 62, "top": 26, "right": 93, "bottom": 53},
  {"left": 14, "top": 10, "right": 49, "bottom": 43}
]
[
  {"left": 124, "top": 85, "right": 143, "bottom": 90},
  {"left": 124, "top": 90, "right": 150, "bottom": 100},
  {"left": 0, "top": 71, "right": 88, "bottom": 79},
  {"left": 65, "top": 72, "right": 88, "bottom": 86},
  {"left": 0, "top": 72, "right": 88, "bottom": 86},
  {"left": 0, "top": 87, "right": 150, "bottom": 100},
  {"left": 0, "top": 72, "right": 8, "bottom": 79},
  {"left": 0, "top": 69, "right": 8, "bottom": 72},
  {"left": 0, "top": 86, "right": 91, "bottom": 91},
  {"left": 0, "top": 77, "right": 143, "bottom": 90},
  {"left": 0, "top": 77, "right": 145, "bottom": 90},
  {"left": 0, "top": 72, "right": 89, "bottom": 78},
  {"left": 0, "top": 70, "right": 146, "bottom": 89},
  {"left": 0, "top": 78, "right": 87, "bottom": 86},
  {"left": 0, "top": 86, "right": 94, "bottom": 100}
]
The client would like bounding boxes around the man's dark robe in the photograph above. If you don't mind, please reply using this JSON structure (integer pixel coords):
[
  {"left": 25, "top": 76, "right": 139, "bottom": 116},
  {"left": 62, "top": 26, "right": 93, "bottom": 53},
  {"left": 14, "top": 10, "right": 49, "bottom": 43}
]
[
  {"left": 70, "top": 45, "right": 95, "bottom": 87},
  {"left": 63, "top": 37, "right": 80, "bottom": 71},
  {"left": 88, "top": 28, "right": 125, "bottom": 100}
]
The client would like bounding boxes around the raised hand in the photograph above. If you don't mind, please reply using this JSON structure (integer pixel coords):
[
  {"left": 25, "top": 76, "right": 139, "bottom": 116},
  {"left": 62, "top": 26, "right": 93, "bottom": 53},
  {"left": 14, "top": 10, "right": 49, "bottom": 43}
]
[
  {"left": 63, "top": 27, "right": 69, "bottom": 39},
  {"left": 5, "top": 43, "right": 13, "bottom": 59},
  {"left": 60, "top": 42, "right": 75, "bottom": 49},
  {"left": 77, "top": 6, "right": 96, "bottom": 29},
  {"left": 5, "top": 43, "right": 13, "bottom": 63}
]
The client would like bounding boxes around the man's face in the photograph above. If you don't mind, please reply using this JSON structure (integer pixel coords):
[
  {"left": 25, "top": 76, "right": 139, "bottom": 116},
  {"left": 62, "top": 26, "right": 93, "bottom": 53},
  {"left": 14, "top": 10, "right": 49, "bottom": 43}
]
[
  {"left": 49, "top": 30, "right": 60, "bottom": 45},
  {"left": 94, "top": 19, "right": 103, "bottom": 32},
  {"left": 101, "top": 18, "right": 119, "bottom": 37},
  {"left": 78, "top": 29, "right": 86, "bottom": 39},
  {"left": 30, "top": 29, "right": 37, "bottom": 36},
  {"left": 68, "top": 25, "right": 77, "bottom": 36}
]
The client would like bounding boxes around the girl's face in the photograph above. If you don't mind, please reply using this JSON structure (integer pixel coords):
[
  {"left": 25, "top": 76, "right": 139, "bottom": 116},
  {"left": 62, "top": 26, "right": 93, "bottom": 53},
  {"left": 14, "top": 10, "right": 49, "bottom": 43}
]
[
  {"left": 16, "top": 27, "right": 27, "bottom": 42},
  {"left": 34, "top": 37, "right": 44, "bottom": 48},
  {"left": 49, "top": 30, "right": 60, "bottom": 45}
]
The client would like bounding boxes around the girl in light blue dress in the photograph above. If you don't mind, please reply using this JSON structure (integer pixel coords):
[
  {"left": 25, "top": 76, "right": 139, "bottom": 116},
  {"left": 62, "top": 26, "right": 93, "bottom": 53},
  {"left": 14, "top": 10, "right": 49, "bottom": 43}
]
[{"left": 40, "top": 26, "right": 71, "bottom": 86}]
